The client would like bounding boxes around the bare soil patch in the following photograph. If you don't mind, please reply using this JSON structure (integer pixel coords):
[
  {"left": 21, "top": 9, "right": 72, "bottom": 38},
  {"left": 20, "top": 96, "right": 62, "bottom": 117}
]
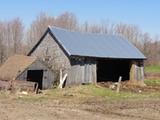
[
  {"left": 0, "top": 92, "right": 160, "bottom": 120},
  {"left": 145, "top": 72, "right": 160, "bottom": 79}
]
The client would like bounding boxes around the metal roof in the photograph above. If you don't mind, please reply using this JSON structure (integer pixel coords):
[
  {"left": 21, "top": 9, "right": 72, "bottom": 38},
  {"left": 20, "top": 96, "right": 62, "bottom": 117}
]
[{"left": 49, "top": 27, "right": 146, "bottom": 59}]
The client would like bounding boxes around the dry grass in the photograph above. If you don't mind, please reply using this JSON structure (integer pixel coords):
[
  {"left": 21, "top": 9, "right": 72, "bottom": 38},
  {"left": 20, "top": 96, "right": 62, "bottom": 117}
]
[
  {"left": 1, "top": 84, "right": 160, "bottom": 120},
  {"left": 10, "top": 84, "right": 160, "bottom": 103}
]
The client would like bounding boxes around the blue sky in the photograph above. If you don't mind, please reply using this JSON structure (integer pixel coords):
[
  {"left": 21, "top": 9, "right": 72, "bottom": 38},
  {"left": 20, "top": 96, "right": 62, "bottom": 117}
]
[{"left": 0, "top": 0, "right": 159, "bottom": 36}]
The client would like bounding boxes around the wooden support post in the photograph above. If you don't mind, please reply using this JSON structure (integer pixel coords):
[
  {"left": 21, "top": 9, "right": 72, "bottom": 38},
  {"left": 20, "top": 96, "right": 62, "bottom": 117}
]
[
  {"left": 116, "top": 76, "right": 122, "bottom": 93},
  {"left": 34, "top": 83, "right": 39, "bottom": 94},
  {"left": 58, "top": 74, "right": 67, "bottom": 88},
  {"left": 58, "top": 69, "right": 68, "bottom": 88},
  {"left": 10, "top": 77, "right": 15, "bottom": 93}
]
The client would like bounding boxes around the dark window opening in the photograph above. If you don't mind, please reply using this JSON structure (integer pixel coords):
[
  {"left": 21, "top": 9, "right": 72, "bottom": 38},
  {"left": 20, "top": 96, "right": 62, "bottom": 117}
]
[
  {"left": 27, "top": 70, "right": 43, "bottom": 90},
  {"left": 97, "top": 59, "right": 130, "bottom": 82}
]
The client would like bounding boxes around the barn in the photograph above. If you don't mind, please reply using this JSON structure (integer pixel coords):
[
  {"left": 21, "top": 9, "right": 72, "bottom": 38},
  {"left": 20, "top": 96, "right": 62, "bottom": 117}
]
[
  {"left": 0, "top": 55, "right": 54, "bottom": 89},
  {"left": 28, "top": 26, "right": 146, "bottom": 86}
]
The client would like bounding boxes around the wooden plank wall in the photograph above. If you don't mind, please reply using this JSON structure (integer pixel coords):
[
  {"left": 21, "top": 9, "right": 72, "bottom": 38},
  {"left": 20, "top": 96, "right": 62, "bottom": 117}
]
[
  {"left": 30, "top": 33, "right": 71, "bottom": 72},
  {"left": 130, "top": 60, "right": 144, "bottom": 82},
  {"left": 84, "top": 60, "right": 96, "bottom": 83},
  {"left": 17, "top": 60, "right": 54, "bottom": 89},
  {"left": 67, "top": 58, "right": 97, "bottom": 86}
]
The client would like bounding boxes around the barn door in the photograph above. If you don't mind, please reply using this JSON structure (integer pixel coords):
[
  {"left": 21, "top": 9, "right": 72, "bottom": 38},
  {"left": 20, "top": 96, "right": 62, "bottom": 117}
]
[{"left": 27, "top": 70, "right": 43, "bottom": 89}]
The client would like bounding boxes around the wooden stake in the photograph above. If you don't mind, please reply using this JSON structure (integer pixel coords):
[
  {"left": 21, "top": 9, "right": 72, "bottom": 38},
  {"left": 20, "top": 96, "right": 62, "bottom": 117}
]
[
  {"left": 35, "top": 83, "right": 39, "bottom": 94},
  {"left": 116, "top": 76, "right": 122, "bottom": 93}
]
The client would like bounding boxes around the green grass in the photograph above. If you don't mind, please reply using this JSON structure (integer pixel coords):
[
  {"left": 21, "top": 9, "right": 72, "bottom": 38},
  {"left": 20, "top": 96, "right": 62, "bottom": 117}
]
[
  {"left": 15, "top": 84, "right": 160, "bottom": 102},
  {"left": 144, "top": 79, "right": 160, "bottom": 86},
  {"left": 145, "top": 65, "right": 160, "bottom": 73}
]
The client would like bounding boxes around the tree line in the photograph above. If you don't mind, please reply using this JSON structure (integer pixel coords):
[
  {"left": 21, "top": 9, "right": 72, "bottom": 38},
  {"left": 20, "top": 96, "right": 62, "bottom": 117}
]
[{"left": 0, "top": 12, "right": 159, "bottom": 65}]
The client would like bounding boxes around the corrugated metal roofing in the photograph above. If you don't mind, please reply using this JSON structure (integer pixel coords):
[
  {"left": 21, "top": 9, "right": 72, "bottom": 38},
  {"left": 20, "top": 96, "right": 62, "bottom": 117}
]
[{"left": 49, "top": 27, "right": 146, "bottom": 59}]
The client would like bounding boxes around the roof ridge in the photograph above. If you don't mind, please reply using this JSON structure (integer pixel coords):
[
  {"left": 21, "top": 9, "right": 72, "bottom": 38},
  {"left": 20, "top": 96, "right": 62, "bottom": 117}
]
[{"left": 48, "top": 26, "right": 124, "bottom": 37}]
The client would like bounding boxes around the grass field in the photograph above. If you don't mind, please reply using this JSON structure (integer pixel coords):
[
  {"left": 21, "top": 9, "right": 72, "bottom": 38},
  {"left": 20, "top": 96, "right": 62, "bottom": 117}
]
[
  {"left": 144, "top": 79, "right": 160, "bottom": 86},
  {"left": 144, "top": 64, "right": 160, "bottom": 86},
  {"left": 145, "top": 64, "right": 160, "bottom": 73},
  {"left": 16, "top": 84, "right": 160, "bottom": 102}
]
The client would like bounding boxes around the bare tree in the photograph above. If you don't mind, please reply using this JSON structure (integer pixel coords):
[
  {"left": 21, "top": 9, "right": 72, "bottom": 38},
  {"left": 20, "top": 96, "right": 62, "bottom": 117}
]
[
  {"left": 0, "top": 18, "right": 24, "bottom": 64},
  {"left": 0, "top": 22, "right": 5, "bottom": 64},
  {"left": 27, "top": 13, "right": 55, "bottom": 49},
  {"left": 114, "top": 23, "right": 141, "bottom": 46},
  {"left": 0, "top": 12, "right": 159, "bottom": 66},
  {"left": 11, "top": 18, "right": 24, "bottom": 54},
  {"left": 55, "top": 12, "right": 78, "bottom": 30}
]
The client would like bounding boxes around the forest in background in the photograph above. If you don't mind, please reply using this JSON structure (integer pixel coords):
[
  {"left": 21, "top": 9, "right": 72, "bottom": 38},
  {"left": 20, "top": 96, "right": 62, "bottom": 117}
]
[{"left": 0, "top": 12, "right": 159, "bottom": 65}]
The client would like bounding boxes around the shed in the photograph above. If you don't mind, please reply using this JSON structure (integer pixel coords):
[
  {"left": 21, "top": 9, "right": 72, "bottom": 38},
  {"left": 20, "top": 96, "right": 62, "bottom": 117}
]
[
  {"left": 28, "top": 26, "right": 146, "bottom": 86},
  {"left": 0, "top": 55, "right": 54, "bottom": 89}
]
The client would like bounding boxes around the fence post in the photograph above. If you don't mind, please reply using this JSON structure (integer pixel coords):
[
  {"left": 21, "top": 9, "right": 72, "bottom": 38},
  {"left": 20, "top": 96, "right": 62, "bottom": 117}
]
[{"left": 116, "top": 76, "right": 122, "bottom": 93}]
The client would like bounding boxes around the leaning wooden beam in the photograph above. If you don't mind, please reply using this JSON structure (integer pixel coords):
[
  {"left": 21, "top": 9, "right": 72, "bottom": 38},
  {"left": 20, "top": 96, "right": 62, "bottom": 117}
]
[
  {"left": 58, "top": 73, "right": 68, "bottom": 88},
  {"left": 34, "top": 83, "right": 39, "bottom": 94}
]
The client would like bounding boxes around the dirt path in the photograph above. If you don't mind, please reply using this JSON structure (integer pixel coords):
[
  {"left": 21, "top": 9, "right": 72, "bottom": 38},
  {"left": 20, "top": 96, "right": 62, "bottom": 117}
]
[
  {"left": 0, "top": 96, "right": 160, "bottom": 120},
  {"left": 0, "top": 98, "right": 112, "bottom": 120}
]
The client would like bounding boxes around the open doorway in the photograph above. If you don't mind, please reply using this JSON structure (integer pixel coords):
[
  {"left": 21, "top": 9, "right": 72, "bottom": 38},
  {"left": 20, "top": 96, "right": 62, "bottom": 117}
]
[
  {"left": 97, "top": 59, "right": 130, "bottom": 82},
  {"left": 27, "top": 70, "right": 43, "bottom": 89}
]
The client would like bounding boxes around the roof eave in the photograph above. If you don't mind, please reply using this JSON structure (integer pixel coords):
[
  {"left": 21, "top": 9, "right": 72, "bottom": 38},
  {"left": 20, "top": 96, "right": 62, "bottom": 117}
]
[{"left": 70, "top": 54, "right": 146, "bottom": 60}]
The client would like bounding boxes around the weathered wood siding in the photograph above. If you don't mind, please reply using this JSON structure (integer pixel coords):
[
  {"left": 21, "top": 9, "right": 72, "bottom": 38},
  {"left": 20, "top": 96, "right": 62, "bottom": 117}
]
[
  {"left": 67, "top": 58, "right": 96, "bottom": 86},
  {"left": 30, "top": 33, "right": 71, "bottom": 72},
  {"left": 130, "top": 60, "right": 144, "bottom": 82},
  {"left": 16, "top": 60, "right": 54, "bottom": 89}
]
